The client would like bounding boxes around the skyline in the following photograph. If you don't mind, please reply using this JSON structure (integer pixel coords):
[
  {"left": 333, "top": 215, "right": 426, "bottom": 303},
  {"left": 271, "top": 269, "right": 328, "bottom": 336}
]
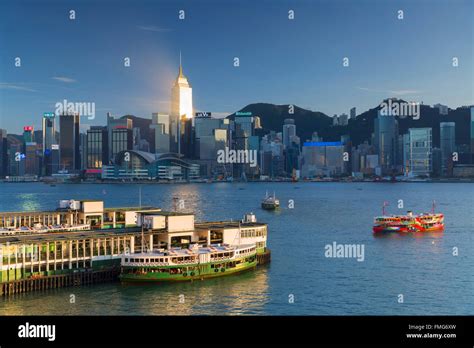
[{"left": 1, "top": 0, "right": 473, "bottom": 133}]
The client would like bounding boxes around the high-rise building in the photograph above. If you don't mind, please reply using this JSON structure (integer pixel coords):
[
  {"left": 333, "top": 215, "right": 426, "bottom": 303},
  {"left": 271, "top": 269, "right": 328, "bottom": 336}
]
[
  {"left": 432, "top": 147, "right": 442, "bottom": 177},
  {"left": 24, "top": 142, "right": 40, "bottom": 176},
  {"left": 42, "top": 112, "right": 57, "bottom": 175},
  {"left": 282, "top": 119, "right": 296, "bottom": 148},
  {"left": 402, "top": 133, "right": 410, "bottom": 175},
  {"left": 374, "top": 111, "right": 398, "bottom": 174},
  {"left": 199, "top": 129, "right": 227, "bottom": 160},
  {"left": 9, "top": 142, "right": 25, "bottom": 176},
  {"left": 42, "top": 113, "right": 56, "bottom": 152},
  {"left": 338, "top": 113, "right": 349, "bottom": 126},
  {"left": 110, "top": 128, "right": 133, "bottom": 163},
  {"left": 179, "top": 116, "right": 194, "bottom": 158},
  {"left": 171, "top": 57, "right": 193, "bottom": 154},
  {"left": 59, "top": 114, "right": 81, "bottom": 172},
  {"left": 150, "top": 113, "right": 171, "bottom": 154},
  {"left": 49, "top": 144, "right": 60, "bottom": 174},
  {"left": 440, "top": 122, "right": 455, "bottom": 176},
  {"left": 408, "top": 128, "right": 432, "bottom": 177},
  {"left": 434, "top": 103, "right": 449, "bottom": 116},
  {"left": 301, "top": 141, "right": 345, "bottom": 177},
  {"left": 86, "top": 126, "right": 108, "bottom": 169},
  {"left": 350, "top": 107, "right": 356, "bottom": 119},
  {"left": 107, "top": 114, "right": 132, "bottom": 163},
  {"left": 23, "top": 126, "right": 34, "bottom": 144},
  {"left": 234, "top": 115, "right": 254, "bottom": 138},
  {"left": 194, "top": 116, "right": 229, "bottom": 160}
]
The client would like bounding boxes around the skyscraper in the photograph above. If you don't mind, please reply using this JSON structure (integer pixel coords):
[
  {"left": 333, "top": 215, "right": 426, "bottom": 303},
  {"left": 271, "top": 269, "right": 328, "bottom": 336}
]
[
  {"left": 107, "top": 114, "right": 132, "bottom": 163},
  {"left": 59, "top": 114, "right": 80, "bottom": 172},
  {"left": 440, "top": 122, "right": 455, "bottom": 176},
  {"left": 374, "top": 111, "right": 398, "bottom": 174},
  {"left": 86, "top": 126, "right": 108, "bottom": 169},
  {"left": 23, "top": 126, "right": 34, "bottom": 144},
  {"left": 180, "top": 116, "right": 194, "bottom": 158},
  {"left": 24, "top": 142, "right": 39, "bottom": 176},
  {"left": 408, "top": 128, "right": 432, "bottom": 177},
  {"left": 42, "top": 113, "right": 56, "bottom": 152},
  {"left": 150, "top": 113, "right": 171, "bottom": 153},
  {"left": 42, "top": 112, "right": 56, "bottom": 175},
  {"left": 282, "top": 119, "right": 296, "bottom": 148},
  {"left": 350, "top": 107, "right": 356, "bottom": 119},
  {"left": 171, "top": 56, "right": 193, "bottom": 154}
]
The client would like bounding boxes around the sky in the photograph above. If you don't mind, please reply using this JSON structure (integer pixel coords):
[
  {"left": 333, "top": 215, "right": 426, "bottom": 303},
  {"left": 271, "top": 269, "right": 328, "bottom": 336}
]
[{"left": 0, "top": 0, "right": 473, "bottom": 134}]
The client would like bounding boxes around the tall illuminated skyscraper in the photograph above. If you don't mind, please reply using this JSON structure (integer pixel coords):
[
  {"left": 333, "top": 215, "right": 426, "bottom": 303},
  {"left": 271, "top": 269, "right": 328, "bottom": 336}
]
[{"left": 171, "top": 54, "right": 193, "bottom": 154}]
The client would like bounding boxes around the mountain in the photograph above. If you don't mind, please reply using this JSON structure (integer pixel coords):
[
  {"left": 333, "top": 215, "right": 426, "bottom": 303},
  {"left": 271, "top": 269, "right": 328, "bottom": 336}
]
[
  {"left": 343, "top": 100, "right": 471, "bottom": 147},
  {"left": 227, "top": 103, "right": 332, "bottom": 142},
  {"left": 227, "top": 101, "right": 472, "bottom": 147}
]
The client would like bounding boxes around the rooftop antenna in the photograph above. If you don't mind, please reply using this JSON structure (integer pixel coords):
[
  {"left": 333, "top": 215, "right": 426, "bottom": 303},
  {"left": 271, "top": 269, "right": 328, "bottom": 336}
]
[{"left": 179, "top": 51, "right": 183, "bottom": 76}]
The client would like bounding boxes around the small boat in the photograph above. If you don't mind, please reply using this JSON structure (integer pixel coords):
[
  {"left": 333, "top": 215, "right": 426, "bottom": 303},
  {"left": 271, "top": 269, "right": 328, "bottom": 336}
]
[{"left": 261, "top": 191, "right": 280, "bottom": 210}]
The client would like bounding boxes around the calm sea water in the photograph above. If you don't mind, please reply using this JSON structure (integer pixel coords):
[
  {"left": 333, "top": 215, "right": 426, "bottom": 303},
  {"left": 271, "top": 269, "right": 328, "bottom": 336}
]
[{"left": 0, "top": 182, "right": 473, "bottom": 315}]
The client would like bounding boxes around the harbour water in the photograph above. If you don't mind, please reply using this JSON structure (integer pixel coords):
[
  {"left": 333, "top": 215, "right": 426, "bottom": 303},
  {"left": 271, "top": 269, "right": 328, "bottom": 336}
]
[{"left": 0, "top": 182, "right": 473, "bottom": 315}]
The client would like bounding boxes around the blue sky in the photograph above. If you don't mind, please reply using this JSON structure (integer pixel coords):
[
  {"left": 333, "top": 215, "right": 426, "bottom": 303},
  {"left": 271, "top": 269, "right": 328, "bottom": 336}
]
[{"left": 0, "top": 0, "right": 473, "bottom": 133}]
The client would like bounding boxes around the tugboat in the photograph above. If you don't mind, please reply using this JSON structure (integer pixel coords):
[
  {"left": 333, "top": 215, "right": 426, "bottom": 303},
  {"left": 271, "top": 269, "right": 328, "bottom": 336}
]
[
  {"left": 261, "top": 191, "right": 280, "bottom": 210},
  {"left": 373, "top": 201, "right": 444, "bottom": 234}
]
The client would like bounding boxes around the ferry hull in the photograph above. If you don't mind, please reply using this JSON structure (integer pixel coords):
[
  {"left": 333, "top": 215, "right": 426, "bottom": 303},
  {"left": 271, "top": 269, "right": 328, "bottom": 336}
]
[
  {"left": 261, "top": 203, "right": 279, "bottom": 210},
  {"left": 119, "top": 260, "right": 257, "bottom": 283},
  {"left": 373, "top": 224, "right": 444, "bottom": 234}
]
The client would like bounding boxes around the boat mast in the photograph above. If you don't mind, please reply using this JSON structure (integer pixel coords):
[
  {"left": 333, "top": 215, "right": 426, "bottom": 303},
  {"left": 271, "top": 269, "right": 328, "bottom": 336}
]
[
  {"left": 382, "top": 201, "right": 388, "bottom": 216},
  {"left": 432, "top": 200, "right": 436, "bottom": 214}
]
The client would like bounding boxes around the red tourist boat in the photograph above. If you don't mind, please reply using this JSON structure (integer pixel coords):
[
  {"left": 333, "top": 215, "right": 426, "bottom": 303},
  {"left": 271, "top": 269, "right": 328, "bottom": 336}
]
[{"left": 373, "top": 201, "right": 444, "bottom": 234}]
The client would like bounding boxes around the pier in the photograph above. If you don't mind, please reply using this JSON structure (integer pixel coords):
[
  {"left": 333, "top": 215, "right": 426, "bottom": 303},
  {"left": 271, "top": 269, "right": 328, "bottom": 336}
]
[
  {"left": 0, "top": 268, "right": 119, "bottom": 296},
  {"left": 0, "top": 199, "right": 270, "bottom": 296}
]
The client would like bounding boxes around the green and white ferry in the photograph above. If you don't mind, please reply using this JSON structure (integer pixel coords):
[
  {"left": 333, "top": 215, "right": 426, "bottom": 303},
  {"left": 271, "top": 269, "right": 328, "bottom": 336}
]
[
  {"left": 119, "top": 243, "right": 257, "bottom": 282},
  {"left": 119, "top": 212, "right": 269, "bottom": 283}
]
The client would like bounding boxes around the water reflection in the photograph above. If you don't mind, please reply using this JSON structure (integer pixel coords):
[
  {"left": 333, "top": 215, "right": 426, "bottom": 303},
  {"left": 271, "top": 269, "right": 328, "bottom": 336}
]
[
  {"left": 373, "top": 231, "right": 444, "bottom": 239},
  {"left": 0, "top": 267, "right": 270, "bottom": 316},
  {"left": 17, "top": 194, "right": 42, "bottom": 212},
  {"left": 124, "top": 267, "right": 269, "bottom": 315}
]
